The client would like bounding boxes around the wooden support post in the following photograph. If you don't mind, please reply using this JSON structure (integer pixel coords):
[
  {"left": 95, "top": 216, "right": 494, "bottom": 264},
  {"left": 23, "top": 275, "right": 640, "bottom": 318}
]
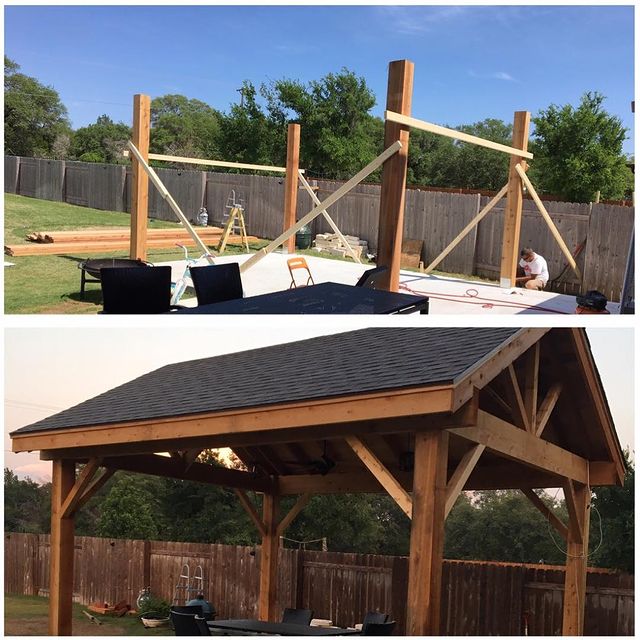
[
  {"left": 406, "top": 431, "right": 448, "bottom": 636},
  {"left": 49, "top": 459, "right": 76, "bottom": 636},
  {"left": 377, "top": 59, "right": 414, "bottom": 292},
  {"left": 499, "top": 111, "right": 530, "bottom": 288},
  {"left": 258, "top": 493, "right": 279, "bottom": 622},
  {"left": 130, "top": 94, "right": 151, "bottom": 261},
  {"left": 562, "top": 481, "right": 591, "bottom": 635},
  {"left": 283, "top": 124, "right": 301, "bottom": 254},
  {"left": 523, "top": 343, "right": 540, "bottom": 434}
]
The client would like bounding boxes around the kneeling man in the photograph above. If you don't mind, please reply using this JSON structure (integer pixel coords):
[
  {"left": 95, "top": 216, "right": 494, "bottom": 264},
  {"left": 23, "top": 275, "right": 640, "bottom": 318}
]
[{"left": 516, "top": 247, "right": 548, "bottom": 290}]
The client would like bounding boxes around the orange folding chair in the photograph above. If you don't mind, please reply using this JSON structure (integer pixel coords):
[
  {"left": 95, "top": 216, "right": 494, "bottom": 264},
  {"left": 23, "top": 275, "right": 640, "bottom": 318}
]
[{"left": 287, "top": 257, "right": 315, "bottom": 288}]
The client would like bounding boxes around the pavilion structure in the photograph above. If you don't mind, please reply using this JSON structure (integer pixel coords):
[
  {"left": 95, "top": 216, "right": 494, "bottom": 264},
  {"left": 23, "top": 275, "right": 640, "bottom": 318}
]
[{"left": 10, "top": 327, "right": 624, "bottom": 636}]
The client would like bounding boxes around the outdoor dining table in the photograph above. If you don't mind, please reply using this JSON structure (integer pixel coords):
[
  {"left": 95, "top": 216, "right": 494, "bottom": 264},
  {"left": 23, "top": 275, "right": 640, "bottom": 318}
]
[
  {"left": 207, "top": 619, "right": 361, "bottom": 635},
  {"left": 175, "top": 281, "right": 429, "bottom": 314}
]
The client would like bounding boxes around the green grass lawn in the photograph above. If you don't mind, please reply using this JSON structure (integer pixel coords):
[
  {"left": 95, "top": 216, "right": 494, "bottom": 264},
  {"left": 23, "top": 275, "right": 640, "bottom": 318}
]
[{"left": 4, "top": 594, "right": 172, "bottom": 636}]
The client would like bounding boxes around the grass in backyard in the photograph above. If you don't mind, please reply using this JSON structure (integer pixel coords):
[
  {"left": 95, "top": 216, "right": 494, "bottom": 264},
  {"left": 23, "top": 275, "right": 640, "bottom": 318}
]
[{"left": 4, "top": 594, "right": 172, "bottom": 636}]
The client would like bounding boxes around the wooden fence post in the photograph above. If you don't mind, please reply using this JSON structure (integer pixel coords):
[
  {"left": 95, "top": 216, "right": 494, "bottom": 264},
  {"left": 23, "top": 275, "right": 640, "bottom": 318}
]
[
  {"left": 130, "top": 94, "right": 151, "bottom": 260},
  {"left": 283, "top": 123, "right": 301, "bottom": 253},
  {"left": 377, "top": 59, "right": 414, "bottom": 292}
]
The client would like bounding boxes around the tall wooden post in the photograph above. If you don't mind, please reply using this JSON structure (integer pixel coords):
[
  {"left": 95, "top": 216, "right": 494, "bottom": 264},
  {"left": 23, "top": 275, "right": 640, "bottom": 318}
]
[
  {"left": 377, "top": 60, "right": 414, "bottom": 292},
  {"left": 406, "top": 431, "right": 449, "bottom": 635},
  {"left": 130, "top": 94, "right": 151, "bottom": 260},
  {"left": 499, "top": 110, "right": 530, "bottom": 288},
  {"left": 562, "top": 483, "right": 591, "bottom": 635},
  {"left": 283, "top": 123, "right": 301, "bottom": 254},
  {"left": 49, "top": 459, "right": 76, "bottom": 636},
  {"left": 258, "top": 493, "right": 280, "bottom": 621}
]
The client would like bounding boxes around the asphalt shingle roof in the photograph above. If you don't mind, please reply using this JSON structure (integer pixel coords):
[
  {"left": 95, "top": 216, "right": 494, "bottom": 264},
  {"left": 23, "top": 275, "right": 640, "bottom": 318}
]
[{"left": 12, "top": 327, "right": 520, "bottom": 435}]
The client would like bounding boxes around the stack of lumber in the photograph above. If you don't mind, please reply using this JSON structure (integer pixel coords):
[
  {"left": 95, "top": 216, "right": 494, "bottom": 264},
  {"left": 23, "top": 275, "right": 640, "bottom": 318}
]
[
  {"left": 5, "top": 227, "right": 259, "bottom": 257},
  {"left": 314, "top": 233, "right": 368, "bottom": 260}
]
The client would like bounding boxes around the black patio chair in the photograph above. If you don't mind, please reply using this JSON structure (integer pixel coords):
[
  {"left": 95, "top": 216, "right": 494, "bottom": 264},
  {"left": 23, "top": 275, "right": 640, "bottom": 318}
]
[
  {"left": 172, "top": 605, "right": 204, "bottom": 616},
  {"left": 189, "top": 263, "right": 244, "bottom": 306},
  {"left": 362, "top": 620, "right": 396, "bottom": 635},
  {"left": 362, "top": 612, "right": 389, "bottom": 626},
  {"left": 194, "top": 615, "right": 211, "bottom": 636},
  {"left": 355, "top": 266, "right": 388, "bottom": 290},
  {"left": 170, "top": 609, "right": 201, "bottom": 636},
  {"left": 282, "top": 607, "right": 314, "bottom": 626},
  {"left": 100, "top": 265, "right": 179, "bottom": 314}
]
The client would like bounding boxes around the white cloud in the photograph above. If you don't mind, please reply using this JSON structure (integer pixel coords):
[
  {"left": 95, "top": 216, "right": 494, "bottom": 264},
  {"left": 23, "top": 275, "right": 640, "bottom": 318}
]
[
  {"left": 376, "top": 6, "right": 468, "bottom": 35},
  {"left": 468, "top": 69, "right": 518, "bottom": 82}
]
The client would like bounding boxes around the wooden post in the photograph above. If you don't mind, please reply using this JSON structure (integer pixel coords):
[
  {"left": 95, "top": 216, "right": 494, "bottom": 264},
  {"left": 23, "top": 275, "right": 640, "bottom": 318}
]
[
  {"left": 377, "top": 60, "right": 414, "bottom": 292},
  {"left": 499, "top": 111, "right": 530, "bottom": 288},
  {"left": 562, "top": 482, "right": 591, "bottom": 635},
  {"left": 130, "top": 94, "right": 151, "bottom": 260},
  {"left": 258, "top": 493, "right": 280, "bottom": 621},
  {"left": 49, "top": 459, "right": 76, "bottom": 636},
  {"left": 283, "top": 123, "right": 301, "bottom": 254},
  {"left": 406, "top": 431, "right": 449, "bottom": 635}
]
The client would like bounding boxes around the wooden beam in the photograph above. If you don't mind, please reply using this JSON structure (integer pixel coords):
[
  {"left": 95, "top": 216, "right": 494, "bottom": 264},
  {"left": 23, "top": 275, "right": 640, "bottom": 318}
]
[
  {"left": 14, "top": 384, "right": 453, "bottom": 454},
  {"left": 73, "top": 468, "right": 115, "bottom": 513},
  {"left": 277, "top": 493, "right": 311, "bottom": 537},
  {"left": 535, "top": 381, "right": 563, "bottom": 438},
  {"left": 385, "top": 110, "right": 534, "bottom": 160},
  {"left": 258, "top": 494, "right": 279, "bottom": 621},
  {"left": 377, "top": 60, "right": 414, "bottom": 292},
  {"left": 523, "top": 343, "right": 540, "bottom": 434},
  {"left": 130, "top": 94, "right": 150, "bottom": 261},
  {"left": 499, "top": 110, "right": 531, "bottom": 288},
  {"left": 127, "top": 141, "right": 215, "bottom": 265},
  {"left": 101, "top": 454, "right": 273, "bottom": 493},
  {"left": 345, "top": 435, "right": 412, "bottom": 518},
  {"left": 283, "top": 123, "right": 301, "bottom": 253},
  {"left": 406, "top": 431, "right": 448, "bottom": 635},
  {"left": 240, "top": 140, "right": 402, "bottom": 274},
  {"left": 562, "top": 479, "right": 584, "bottom": 544},
  {"left": 562, "top": 481, "right": 591, "bottom": 635},
  {"left": 60, "top": 458, "right": 102, "bottom": 518},
  {"left": 505, "top": 364, "right": 530, "bottom": 431},
  {"left": 49, "top": 459, "right": 76, "bottom": 636},
  {"left": 424, "top": 184, "right": 508, "bottom": 274},
  {"left": 515, "top": 164, "right": 581, "bottom": 279},
  {"left": 589, "top": 461, "right": 621, "bottom": 486},
  {"left": 450, "top": 410, "right": 589, "bottom": 484},
  {"left": 444, "top": 444, "right": 485, "bottom": 518},
  {"left": 182, "top": 449, "right": 203, "bottom": 471},
  {"left": 520, "top": 488, "right": 568, "bottom": 541},
  {"left": 235, "top": 489, "right": 267, "bottom": 537},
  {"left": 123, "top": 150, "right": 292, "bottom": 174}
]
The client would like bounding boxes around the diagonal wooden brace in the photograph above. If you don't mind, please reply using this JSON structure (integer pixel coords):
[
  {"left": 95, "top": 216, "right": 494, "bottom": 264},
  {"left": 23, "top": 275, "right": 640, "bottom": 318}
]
[{"left": 61, "top": 458, "right": 102, "bottom": 518}]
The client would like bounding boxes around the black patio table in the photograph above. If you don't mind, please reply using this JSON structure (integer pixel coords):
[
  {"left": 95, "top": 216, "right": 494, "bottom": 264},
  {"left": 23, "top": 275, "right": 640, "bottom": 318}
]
[
  {"left": 207, "top": 619, "right": 361, "bottom": 635},
  {"left": 175, "top": 281, "right": 428, "bottom": 314}
]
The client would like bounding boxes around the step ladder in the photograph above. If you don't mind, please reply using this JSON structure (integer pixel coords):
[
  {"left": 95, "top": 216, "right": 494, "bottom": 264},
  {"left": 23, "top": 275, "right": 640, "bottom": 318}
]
[
  {"left": 173, "top": 563, "right": 191, "bottom": 606},
  {"left": 217, "top": 190, "right": 250, "bottom": 254}
]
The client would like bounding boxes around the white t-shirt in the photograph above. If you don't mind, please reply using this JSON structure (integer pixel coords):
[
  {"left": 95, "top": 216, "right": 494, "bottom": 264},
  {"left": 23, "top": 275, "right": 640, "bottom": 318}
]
[{"left": 519, "top": 253, "right": 549, "bottom": 284}]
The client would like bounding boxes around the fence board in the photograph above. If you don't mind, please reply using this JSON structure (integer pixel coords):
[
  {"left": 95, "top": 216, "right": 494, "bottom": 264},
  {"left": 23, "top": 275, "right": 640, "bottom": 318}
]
[
  {"left": 64, "top": 162, "right": 89, "bottom": 207},
  {"left": 5, "top": 156, "right": 20, "bottom": 194},
  {"left": 86, "top": 164, "right": 127, "bottom": 212}
]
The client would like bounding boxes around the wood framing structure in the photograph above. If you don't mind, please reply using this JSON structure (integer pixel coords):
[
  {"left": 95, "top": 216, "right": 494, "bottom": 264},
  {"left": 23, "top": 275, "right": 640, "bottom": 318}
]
[
  {"left": 11, "top": 328, "right": 624, "bottom": 636},
  {"left": 130, "top": 94, "right": 150, "bottom": 261},
  {"left": 283, "top": 123, "right": 301, "bottom": 254}
]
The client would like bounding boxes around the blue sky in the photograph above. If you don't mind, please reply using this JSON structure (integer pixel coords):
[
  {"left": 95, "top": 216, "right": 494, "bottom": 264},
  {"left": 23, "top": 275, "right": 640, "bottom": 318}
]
[{"left": 4, "top": 5, "right": 635, "bottom": 154}]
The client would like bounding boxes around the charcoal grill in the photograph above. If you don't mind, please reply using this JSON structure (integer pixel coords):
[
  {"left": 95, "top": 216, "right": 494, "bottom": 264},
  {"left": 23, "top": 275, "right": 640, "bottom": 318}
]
[{"left": 79, "top": 258, "right": 152, "bottom": 298}]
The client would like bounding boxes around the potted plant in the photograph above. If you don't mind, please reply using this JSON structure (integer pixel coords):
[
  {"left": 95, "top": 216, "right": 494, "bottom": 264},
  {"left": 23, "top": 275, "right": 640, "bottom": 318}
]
[{"left": 138, "top": 595, "right": 171, "bottom": 628}]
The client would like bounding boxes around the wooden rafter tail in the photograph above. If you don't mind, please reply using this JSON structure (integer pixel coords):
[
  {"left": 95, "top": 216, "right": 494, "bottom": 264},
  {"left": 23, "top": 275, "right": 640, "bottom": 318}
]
[
  {"left": 345, "top": 435, "right": 412, "bottom": 518},
  {"left": 385, "top": 110, "right": 534, "bottom": 159},
  {"left": 424, "top": 184, "right": 508, "bottom": 274},
  {"left": 515, "top": 164, "right": 582, "bottom": 279},
  {"left": 127, "top": 141, "right": 216, "bottom": 265},
  {"left": 234, "top": 489, "right": 267, "bottom": 537},
  {"left": 444, "top": 444, "right": 485, "bottom": 518},
  {"left": 298, "top": 170, "right": 362, "bottom": 264},
  {"left": 520, "top": 488, "right": 568, "bottom": 541},
  {"left": 277, "top": 492, "right": 312, "bottom": 537},
  {"left": 60, "top": 458, "right": 102, "bottom": 518},
  {"left": 240, "top": 140, "right": 402, "bottom": 274}
]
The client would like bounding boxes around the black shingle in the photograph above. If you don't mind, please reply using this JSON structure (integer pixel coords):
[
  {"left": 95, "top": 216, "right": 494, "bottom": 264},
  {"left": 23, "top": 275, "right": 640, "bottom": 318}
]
[{"left": 12, "top": 328, "right": 520, "bottom": 435}]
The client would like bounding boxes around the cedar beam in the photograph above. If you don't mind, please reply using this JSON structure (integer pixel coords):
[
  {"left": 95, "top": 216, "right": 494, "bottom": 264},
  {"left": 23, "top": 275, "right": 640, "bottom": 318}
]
[
  {"left": 535, "top": 382, "right": 563, "bottom": 437},
  {"left": 345, "top": 435, "right": 413, "bottom": 518},
  {"left": 60, "top": 458, "right": 102, "bottom": 518},
  {"left": 406, "top": 431, "right": 448, "bottom": 635},
  {"left": 277, "top": 493, "right": 312, "bottom": 537},
  {"left": 235, "top": 489, "right": 267, "bottom": 537},
  {"left": 258, "top": 494, "right": 279, "bottom": 621},
  {"left": 505, "top": 364, "right": 530, "bottom": 431},
  {"left": 562, "top": 479, "right": 584, "bottom": 545},
  {"left": 377, "top": 59, "right": 414, "bottom": 292},
  {"left": 523, "top": 343, "right": 540, "bottom": 434},
  {"left": 49, "top": 459, "right": 76, "bottom": 636},
  {"left": 73, "top": 468, "right": 115, "bottom": 513},
  {"left": 283, "top": 123, "right": 301, "bottom": 253},
  {"left": 444, "top": 444, "right": 485, "bottom": 518},
  {"left": 521, "top": 488, "right": 568, "bottom": 541},
  {"left": 130, "top": 94, "right": 150, "bottom": 260},
  {"left": 499, "top": 110, "right": 530, "bottom": 288}
]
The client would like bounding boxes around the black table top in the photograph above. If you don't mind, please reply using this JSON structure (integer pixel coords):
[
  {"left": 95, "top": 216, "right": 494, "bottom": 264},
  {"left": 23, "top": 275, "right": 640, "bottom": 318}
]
[
  {"left": 207, "top": 619, "right": 361, "bottom": 635},
  {"left": 176, "top": 282, "right": 428, "bottom": 315}
]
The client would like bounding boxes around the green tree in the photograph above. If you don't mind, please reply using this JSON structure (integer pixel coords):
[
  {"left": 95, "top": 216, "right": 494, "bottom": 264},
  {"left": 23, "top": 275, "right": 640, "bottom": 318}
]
[
  {"left": 4, "top": 468, "right": 50, "bottom": 533},
  {"left": 150, "top": 94, "right": 222, "bottom": 160},
  {"left": 4, "top": 56, "right": 70, "bottom": 157},
  {"left": 530, "top": 92, "right": 633, "bottom": 202},
  {"left": 71, "top": 114, "right": 131, "bottom": 163}
]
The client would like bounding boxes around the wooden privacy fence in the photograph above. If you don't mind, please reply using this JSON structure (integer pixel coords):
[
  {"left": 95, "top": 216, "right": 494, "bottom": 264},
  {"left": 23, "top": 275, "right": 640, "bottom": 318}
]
[
  {"left": 4, "top": 533, "right": 633, "bottom": 636},
  {"left": 5, "top": 156, "right": 634, "bottom": 301}
]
